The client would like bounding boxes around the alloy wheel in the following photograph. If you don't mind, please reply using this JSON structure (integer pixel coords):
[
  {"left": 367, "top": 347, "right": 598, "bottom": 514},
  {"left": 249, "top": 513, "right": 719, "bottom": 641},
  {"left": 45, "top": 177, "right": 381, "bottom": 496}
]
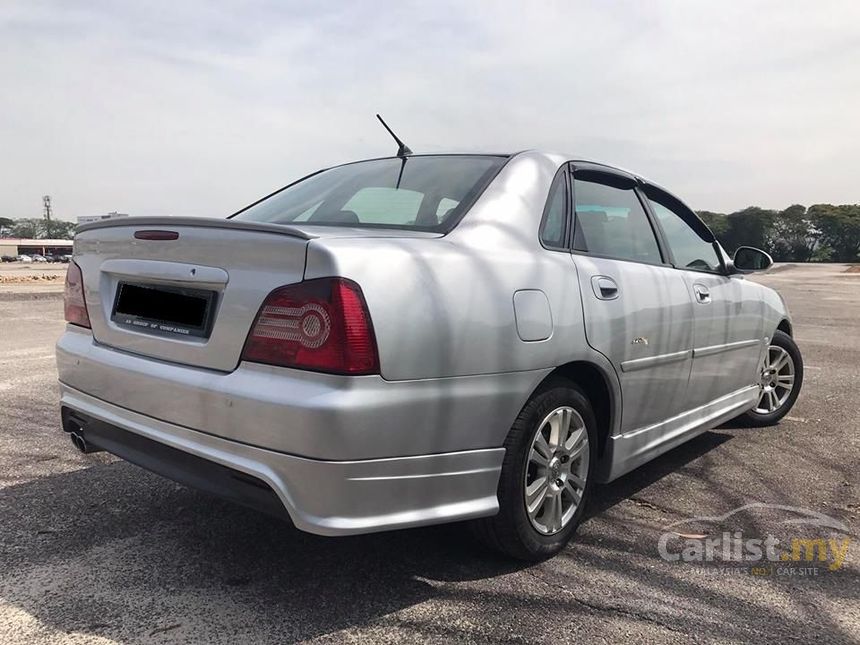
[
  {"left": 754, "top": 344, "right": 796, "bottom": 414},
  {"left": 524, "top": 406, "right": 590, "bottom": 535}
]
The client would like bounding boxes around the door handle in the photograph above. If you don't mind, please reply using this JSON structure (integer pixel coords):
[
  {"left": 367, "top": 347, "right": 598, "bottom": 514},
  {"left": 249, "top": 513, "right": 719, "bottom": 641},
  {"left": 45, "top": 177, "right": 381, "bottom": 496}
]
[
  {"left": 693, "top": 284, "right": 711, "bottom": 304},
  {"left": 592, "top": 276, "right": 619, "bottom": 300}
]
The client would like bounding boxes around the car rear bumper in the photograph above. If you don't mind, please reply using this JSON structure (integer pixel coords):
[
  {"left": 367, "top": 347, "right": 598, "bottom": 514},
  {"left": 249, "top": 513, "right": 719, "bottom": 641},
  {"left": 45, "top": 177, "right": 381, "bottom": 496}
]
[
  {"left": 56, "top": 326, "right": 548, "bottom": 460},
  {"left": 59, "top": 384, "right": 505, "bottom": 535},
  {"left": 55, "top": 326, "right": 550, "bottom": 534}
]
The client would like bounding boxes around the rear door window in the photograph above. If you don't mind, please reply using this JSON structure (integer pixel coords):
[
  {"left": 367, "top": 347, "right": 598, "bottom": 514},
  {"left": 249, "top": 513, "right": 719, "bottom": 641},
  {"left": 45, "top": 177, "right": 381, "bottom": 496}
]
[{"left": 573, "top": 176, "right": 663, "bottom": 264}]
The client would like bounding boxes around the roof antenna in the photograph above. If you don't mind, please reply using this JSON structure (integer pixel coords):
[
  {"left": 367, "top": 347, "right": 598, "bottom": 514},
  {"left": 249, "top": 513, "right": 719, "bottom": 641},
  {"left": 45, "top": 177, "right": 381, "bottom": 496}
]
[{"left": 376, "top": 114, "right": 412, "bottom": 158}]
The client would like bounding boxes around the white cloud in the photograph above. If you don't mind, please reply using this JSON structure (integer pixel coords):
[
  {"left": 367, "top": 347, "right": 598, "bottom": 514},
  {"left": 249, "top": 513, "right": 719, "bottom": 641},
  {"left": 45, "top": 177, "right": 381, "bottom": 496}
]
[{"left": 1, "top": 0, "right": 858, "bottom": 219}]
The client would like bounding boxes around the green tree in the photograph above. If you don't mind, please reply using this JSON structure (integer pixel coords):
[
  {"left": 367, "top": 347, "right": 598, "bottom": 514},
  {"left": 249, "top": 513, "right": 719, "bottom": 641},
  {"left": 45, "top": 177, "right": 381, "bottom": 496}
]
[
  {"left": 810, "top": 204, "right": 860, "bottom": 262},
  {"left": 0, "top": 217, "right": 14, "bottom": 236},
  {"left": 10, "top": 218, "right": 43, "bottom": 239},
  {"left": 770, "top": 205, "right": 819, "bottom": 262},
  {"left": 722, "top": 207, "right": 777, "bottom": 254},
  {"left": 45, "top": 220, "right": 77, "bottom": 239},
  {"left": 5, "top": 217, "right": 77, "bottom": 240},
  {"left": 697, "top": 211, "right": 729, "bottom": 240}
]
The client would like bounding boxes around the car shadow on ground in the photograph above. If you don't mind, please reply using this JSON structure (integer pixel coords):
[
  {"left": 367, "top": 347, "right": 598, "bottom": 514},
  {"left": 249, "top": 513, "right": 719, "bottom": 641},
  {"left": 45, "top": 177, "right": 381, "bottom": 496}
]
[
  {"left": 0, "top": 427, "right": 855, "bottom": 643},
  {"left": 587, "top": 429, "right": 734, "bottom": 519}
]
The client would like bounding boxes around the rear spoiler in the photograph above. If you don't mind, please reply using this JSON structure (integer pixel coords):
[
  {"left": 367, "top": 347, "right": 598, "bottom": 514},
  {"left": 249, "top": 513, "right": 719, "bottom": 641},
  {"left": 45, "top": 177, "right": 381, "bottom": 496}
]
[{"left": 75, "top": 216, "right": 316, "bottom": 240}]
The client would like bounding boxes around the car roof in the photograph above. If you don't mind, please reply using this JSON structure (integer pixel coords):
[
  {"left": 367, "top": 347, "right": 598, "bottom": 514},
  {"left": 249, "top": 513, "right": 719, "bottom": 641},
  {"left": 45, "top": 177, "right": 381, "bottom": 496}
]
[{"left": 362, "top": 150, "right": 651, "bottom": 183}]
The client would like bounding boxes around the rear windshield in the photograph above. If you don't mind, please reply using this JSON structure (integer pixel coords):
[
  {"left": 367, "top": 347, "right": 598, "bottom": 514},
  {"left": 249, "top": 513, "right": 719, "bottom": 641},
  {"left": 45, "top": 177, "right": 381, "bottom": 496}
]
[{"left": 231, "top": 155, "right": 507, "bottom": 232}]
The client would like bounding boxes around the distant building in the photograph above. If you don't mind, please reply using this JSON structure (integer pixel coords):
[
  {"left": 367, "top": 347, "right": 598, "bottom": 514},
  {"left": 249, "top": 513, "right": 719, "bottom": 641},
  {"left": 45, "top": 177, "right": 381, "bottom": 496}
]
[
  {"left": 0, "top": 238, "right": 74, "bottom": 257},
  {"left": 77, "top": 211, "right": 130, "bottom": 225}
]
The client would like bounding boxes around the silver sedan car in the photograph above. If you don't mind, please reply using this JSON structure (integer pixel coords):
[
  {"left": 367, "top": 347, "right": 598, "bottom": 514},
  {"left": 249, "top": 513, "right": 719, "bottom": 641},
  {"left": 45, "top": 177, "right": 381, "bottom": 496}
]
[{"left": 56, "top": 151, "right": 802, "bottom": 560}]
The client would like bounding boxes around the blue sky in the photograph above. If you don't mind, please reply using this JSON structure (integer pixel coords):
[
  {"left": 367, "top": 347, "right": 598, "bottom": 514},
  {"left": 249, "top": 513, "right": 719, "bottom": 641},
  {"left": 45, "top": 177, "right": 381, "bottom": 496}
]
[{"left": 1, "top": 0, "right": 858, "bottom": 219}]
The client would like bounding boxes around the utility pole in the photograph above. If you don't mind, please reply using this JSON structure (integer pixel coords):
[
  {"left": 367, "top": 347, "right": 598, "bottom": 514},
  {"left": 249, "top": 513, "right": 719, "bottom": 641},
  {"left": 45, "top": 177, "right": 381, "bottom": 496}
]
[{"left": 42, "top": 195, "right": 53, "bottom": 238}]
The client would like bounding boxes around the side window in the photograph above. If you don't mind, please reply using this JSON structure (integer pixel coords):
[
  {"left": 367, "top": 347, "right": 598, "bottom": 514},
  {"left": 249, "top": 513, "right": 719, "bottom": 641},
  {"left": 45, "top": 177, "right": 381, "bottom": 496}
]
[
  {"left": 647, "top": 196, "right": 722, "bottom": 273},
  {"left": 539, "top": 173, "right": 568, "bottom": 249},
  {"left": 436, "top": 197, "right": 459, "bottom": 218},
  {"left": 572, "top": 177, "right": 662, "bottom": 264}
]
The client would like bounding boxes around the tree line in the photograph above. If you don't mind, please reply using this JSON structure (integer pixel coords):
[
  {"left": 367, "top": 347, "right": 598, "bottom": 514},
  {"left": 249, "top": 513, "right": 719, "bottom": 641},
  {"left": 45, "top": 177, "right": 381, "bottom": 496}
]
[
  {"left": 2, "top": 206, "right": 860, "bottom": 262},
  {"left": 0, "top": 217, "right": 77, "bottom": 240},
  {"left": 697, "top": 204, "right": 860, "bottom": 263}
]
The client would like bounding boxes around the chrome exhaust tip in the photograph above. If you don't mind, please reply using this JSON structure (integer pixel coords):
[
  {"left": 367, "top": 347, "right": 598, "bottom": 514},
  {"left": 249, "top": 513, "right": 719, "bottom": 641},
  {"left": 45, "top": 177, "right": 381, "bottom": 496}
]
[
  {"left": 70, "top": 431, "right": 86, "bottom": 453},
  {"left": 69, "top": 430, "right": 103, "bottom": 454}
]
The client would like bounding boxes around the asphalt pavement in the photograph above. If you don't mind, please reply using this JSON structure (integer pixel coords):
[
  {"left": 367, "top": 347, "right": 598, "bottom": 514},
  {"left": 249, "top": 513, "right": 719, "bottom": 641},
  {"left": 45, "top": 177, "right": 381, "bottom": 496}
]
[{"left": 0, "top": 263, "right": 857, "bottom": 644}]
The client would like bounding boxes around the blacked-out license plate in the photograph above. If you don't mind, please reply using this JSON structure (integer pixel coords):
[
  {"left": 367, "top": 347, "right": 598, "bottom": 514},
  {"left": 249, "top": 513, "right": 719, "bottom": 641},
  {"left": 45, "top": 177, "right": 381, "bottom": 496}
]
[{"left": 111, "top": 282, "right": 217, "bottom": 339}]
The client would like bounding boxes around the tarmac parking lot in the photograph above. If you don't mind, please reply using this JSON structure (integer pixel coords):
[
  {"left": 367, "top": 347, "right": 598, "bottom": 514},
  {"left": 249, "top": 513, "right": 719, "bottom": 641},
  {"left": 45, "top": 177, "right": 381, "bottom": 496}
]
[{"left": 0, "top": 263, "right": 857, "bottom": 644}]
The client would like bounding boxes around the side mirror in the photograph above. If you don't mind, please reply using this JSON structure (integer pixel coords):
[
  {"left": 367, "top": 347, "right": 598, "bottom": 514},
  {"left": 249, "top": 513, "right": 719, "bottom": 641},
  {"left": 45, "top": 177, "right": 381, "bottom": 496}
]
[{"left": 732, "top": 246, "right": 773, "bottom": 273}]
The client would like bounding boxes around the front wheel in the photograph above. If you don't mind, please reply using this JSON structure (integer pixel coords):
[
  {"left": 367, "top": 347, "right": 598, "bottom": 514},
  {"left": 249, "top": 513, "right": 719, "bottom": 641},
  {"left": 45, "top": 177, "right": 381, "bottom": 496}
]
[
  {"left": 739, "top": 330, "right": 803, "bottom": 426},
  {"left": 471, "top": 379, "right": 598, "bottom": 561}
]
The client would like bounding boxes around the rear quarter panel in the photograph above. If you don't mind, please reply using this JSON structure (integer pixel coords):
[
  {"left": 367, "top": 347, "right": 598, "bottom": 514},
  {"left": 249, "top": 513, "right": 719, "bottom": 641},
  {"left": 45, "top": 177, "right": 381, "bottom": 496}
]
[
  {"left": 303, "top": 152, "right": 618, "bottom": 396},
  {"left": 305, "top": 237, "right": 586, "bottom": 381}
]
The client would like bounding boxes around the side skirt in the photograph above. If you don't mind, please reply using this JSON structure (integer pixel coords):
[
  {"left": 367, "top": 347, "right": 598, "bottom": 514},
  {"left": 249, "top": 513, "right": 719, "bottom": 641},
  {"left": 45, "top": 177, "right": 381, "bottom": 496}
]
[{"left": 597, "top": 385, "right": 758, "bottom": 482}]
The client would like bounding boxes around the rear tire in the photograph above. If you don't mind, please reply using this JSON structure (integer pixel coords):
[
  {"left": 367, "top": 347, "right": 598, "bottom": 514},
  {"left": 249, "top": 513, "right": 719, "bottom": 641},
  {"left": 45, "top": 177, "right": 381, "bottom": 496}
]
[
  {"left": 471, "top": 378, "right": 598, "bottom": 561},
  {"left": 738, "top": 330, "right": 803, "bottom": 427}
]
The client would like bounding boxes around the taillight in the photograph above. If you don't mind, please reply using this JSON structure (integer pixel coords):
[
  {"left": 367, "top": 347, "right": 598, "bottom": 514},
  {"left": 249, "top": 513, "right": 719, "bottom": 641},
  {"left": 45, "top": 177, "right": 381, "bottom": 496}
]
[
  {"left": 64, "top": 260, "right": 91, "bottom": 328},
  {"left": 241, "top": 278, "right": 379, "bottom": 375}
]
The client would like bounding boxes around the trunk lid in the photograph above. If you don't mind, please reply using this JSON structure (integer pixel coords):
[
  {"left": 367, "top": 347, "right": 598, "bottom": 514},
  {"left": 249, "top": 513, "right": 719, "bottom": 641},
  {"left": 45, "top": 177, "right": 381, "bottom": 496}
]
[{"left": 74, "top": 217, "right": 310, "bottom": 372}]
